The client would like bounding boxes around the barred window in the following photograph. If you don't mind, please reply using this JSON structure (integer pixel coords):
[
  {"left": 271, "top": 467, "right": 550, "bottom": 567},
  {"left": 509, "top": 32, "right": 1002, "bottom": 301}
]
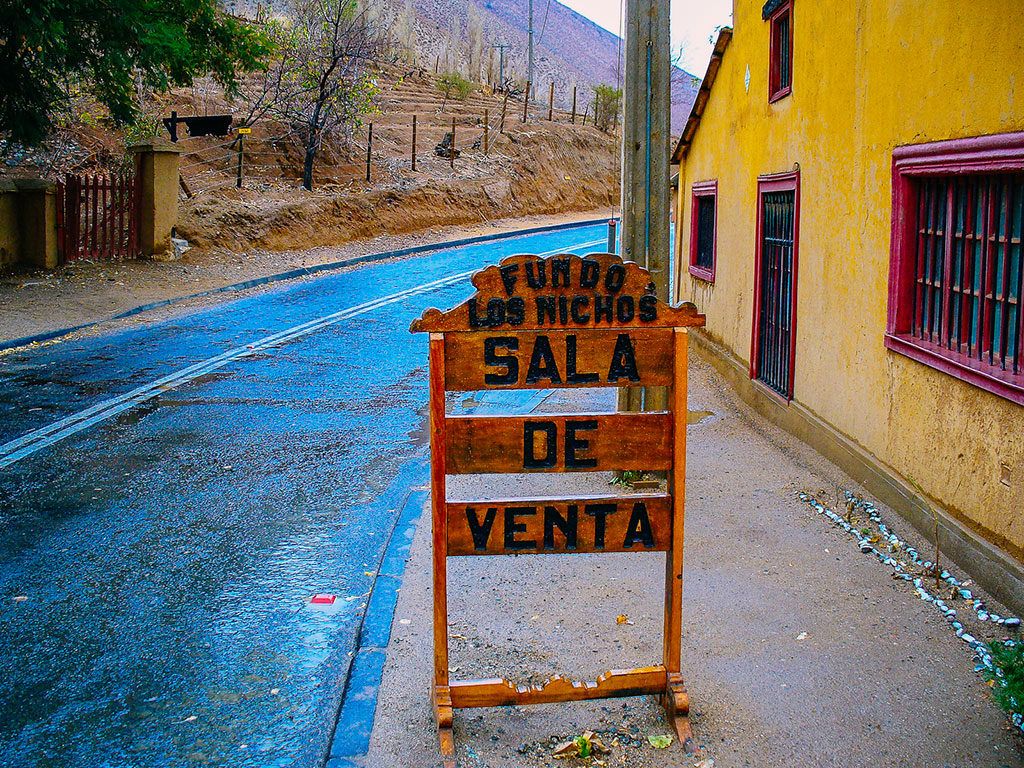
[{"left": 887, "top": 133, "right": 1024, "bottom": 405}]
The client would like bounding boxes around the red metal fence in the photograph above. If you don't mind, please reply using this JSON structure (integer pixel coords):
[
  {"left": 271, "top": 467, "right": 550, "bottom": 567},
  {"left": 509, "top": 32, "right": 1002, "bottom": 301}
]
[{"left": 57, "top": 173, "right": 140, "bottom": 261}]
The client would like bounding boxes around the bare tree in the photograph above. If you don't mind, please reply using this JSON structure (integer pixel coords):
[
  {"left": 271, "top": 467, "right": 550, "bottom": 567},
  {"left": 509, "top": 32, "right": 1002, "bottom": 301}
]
[
  {"left": 243, "top": 0, "right": 386, "bottom": 190},
  {"left": 467, "top": 6, "right": 484, "bottom": 82},
  {"left": 393, "top": 0, "right": 418, "bottom": 66}
]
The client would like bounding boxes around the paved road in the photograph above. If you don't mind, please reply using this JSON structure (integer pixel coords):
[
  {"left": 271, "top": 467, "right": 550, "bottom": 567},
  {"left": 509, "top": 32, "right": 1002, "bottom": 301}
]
[{"left": 0, "top": 222, "right": 607, "bottom": 768}]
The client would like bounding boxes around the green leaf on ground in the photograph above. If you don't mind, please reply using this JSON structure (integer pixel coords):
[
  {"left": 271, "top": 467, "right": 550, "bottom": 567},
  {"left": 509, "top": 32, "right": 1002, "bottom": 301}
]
[{"left": 648, "top": 733, "right": 673, "bottom": 749}]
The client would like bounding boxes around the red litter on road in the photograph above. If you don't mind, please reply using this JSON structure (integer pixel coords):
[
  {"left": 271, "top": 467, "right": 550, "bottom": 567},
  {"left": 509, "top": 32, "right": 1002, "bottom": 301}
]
[{"left": 310, "top": 594, "right": 337, "bottom": 605}]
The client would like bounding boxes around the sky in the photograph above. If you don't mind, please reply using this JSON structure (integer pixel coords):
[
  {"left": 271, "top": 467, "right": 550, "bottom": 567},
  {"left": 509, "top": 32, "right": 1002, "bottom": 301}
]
[{"left": 557, "top": 0, "right": 734, "bottom": 74}]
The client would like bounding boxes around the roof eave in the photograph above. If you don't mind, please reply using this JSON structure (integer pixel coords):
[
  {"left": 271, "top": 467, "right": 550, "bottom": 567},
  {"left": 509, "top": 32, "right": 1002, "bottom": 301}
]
[{"left": 671, "top": 27, "right": 733, "bottom": 165}]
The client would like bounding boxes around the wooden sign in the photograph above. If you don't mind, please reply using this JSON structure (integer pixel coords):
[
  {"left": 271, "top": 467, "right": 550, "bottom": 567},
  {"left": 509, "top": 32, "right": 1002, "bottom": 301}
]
[{"left": 411, "top": 252, "right": 705, "bottom": 766}]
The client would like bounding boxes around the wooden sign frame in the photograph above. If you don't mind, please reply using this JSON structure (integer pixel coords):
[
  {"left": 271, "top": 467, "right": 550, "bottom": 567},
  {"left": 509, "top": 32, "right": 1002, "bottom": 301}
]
[{"left": 411, "top": 253, "right": 705, "bottom": 766}]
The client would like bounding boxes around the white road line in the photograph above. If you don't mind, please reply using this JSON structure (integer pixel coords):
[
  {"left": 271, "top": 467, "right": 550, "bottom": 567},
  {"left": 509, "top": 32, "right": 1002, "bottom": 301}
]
[{"left": 0, "top": 238, "right": 605, "bottom": 469}]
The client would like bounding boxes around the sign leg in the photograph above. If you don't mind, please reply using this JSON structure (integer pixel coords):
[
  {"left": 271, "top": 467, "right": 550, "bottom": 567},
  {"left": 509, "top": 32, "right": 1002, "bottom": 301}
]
[
  {"left": 432, "top": 684, "right": 455, "bottom": 767},
  {"left": 663, "top": 328, "right": 694, "bottom": 750},
  {"left": 429, "top": 334, "right": 455, "bottom": 765}
]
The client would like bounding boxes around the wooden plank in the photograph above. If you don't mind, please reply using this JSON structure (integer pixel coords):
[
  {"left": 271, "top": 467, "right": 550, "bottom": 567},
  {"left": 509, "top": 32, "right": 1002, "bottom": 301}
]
[
  {"left": 450, "top": 666, "right": 667, "bottom": 708},
  {"left": 445, "top": 412, "right": 673, "bottom": 474},
  {"left": 444, "top": 328, "right": 673, "bottom": 391},
  {"left": 429, "top": 334, "right": 450, "bottom": 691},
  {"left": 446, "top": 493, "right": 672, "bottom": 555}
]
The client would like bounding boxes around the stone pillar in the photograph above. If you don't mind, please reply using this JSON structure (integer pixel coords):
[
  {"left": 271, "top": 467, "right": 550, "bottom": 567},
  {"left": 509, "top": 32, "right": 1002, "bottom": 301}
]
[
  {"left": 0, "top": 179, "right": 21, "bottom": 270},
  {"left": 131, "top": 141, "right": 180, "bottom": 259},
  {"left": 14, "top": 179, "right": 59, "bottom": 270}
]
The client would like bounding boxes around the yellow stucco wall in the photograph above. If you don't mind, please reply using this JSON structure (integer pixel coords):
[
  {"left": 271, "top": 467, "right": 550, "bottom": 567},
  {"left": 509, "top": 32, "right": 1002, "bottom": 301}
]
[{"left": 675, "top": 1, "right": 1024, "bottom": 557}]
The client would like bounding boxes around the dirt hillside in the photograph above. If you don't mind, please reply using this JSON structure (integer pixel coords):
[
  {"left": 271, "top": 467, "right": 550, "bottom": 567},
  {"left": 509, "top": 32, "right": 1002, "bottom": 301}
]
[{"left": 174, "top": 64, "right": 619, "bottom": 254}]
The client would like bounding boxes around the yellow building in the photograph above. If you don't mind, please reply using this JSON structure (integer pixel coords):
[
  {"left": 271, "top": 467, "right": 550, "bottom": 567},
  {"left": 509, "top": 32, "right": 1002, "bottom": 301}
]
[{"left": 672, "top": 1, "right": 1024, "bottom": 608}]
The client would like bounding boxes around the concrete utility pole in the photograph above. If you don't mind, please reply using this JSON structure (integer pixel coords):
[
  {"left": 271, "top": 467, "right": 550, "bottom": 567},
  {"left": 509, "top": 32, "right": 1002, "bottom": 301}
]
[
  {"left": 620, "top": 0, "right": 671, "bottom": 413},
  {"left": 491, "top": 43, "right": 509, "bottom": 88},
  {"left": 527, "top": 0, "right": 535, "bottom": 103}
]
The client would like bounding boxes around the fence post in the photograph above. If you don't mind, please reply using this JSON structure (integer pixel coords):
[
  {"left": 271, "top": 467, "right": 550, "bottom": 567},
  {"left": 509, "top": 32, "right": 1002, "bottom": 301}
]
[
  {"left": 366, "top": 123, "right": 373, "bottom": 182},
  {"left": 412, "top": 115, "right": 417, "bottom": 171},
  {"left": 499, "top": 91, "right": 509, "bottom": 133},
  {"left": 523, "top": 82, "right": 530, "bottom": 123},
  {"left": 450, "top": 118, "right": 456, "bottom": 169},
  {"left": 483, "top": 109, "right": 489, "bottom": 155},
  {"left": 236, "top": 133, "right": 245, "bottom": 189},
  {"left": 571, "top": 86, "right": 577, "bottom": 123},
  {"left": 130, "top": 140, "right": 181, "bottom": 259},
  {"left": 548, "top": 81, "right": 554, "bottom": 120}
]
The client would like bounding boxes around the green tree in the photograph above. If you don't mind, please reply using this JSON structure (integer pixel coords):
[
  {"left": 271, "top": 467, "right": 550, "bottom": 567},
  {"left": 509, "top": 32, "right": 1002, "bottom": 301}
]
[
  {"left": 592, "top": 83, "right": 622, "bottom": 133},
  {"left": 0, "top": 0, "right": 272, "bottom": 146}
]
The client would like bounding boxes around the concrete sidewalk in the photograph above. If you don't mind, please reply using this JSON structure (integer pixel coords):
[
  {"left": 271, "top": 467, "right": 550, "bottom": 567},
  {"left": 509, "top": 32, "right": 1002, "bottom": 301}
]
[{"left": 364, "top": 357, "right": 1024, "bottom": 768}]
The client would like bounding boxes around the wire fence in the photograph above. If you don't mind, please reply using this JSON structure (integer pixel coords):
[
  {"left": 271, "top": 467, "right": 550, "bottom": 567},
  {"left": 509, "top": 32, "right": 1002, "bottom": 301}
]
[{"left": 173, "top": 79, "right": 615, "bottom": 198}]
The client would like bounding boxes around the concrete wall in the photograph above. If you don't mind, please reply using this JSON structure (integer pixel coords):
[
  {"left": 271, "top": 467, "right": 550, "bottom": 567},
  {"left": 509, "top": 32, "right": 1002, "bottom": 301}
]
[{"left": 674, "top": 2, "right": 1024, "bottom": 560}]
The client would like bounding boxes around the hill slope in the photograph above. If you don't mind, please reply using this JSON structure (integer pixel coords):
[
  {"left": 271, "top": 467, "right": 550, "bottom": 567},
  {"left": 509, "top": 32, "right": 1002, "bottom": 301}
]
[
  {"left": 230, "top": 0, "right": 699, "bottom": 133},
  {"left": 411, "top": 0, "right": 698, "bottom": 133}
]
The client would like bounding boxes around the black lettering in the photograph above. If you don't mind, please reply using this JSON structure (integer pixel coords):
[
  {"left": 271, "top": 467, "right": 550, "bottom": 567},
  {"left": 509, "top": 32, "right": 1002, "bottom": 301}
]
[
  {"left": 607, "top": 333, "right": 640, "bottom": 382},
  {"left": 566, "top": 335, "right": 599, "bottom": 383},
  {"left": 543, "top": 505, "right": 578, "bottom": 550},
  {"left": 484, "top": 337, "right": 519, "bottom": 385},
  {"left": 565, "top": 419, "right": 598, "bottom": 468},
  {"left": 499, "top": 264, "right": 519, "bottom": 296},
  {"left": 504, "top": 507, "right": 537, "bottom": 550},
  {"left": 468, "top": 298, "right": 485, "bottom": 328},
  {"left": 526, "top": 260, "right": 547, "bottom": 289},
  {"left": 584, "top": 503, "right": 617, "bottom": 549},
  {"left": 523, "top": 421, "right": 557, "bottom": 468},
  {"left": 466, "top": 507, "right": 498, "bottom": 551},
  {"left": 616, "top": 295, "right": 635, "bottom": 323},
  {"left": 486, "top": 298, "right": 506, "bottom": 327},
  {"left": 605, "top": 264, "right": 626, "bottom": 293},
  {"left": 570, "top": 295, "right": 591, "bottom": 324},
  {"left": 525, "top": 336, "right": 562, "bottom": 384},
  {"left": 594, "top": 295, "right": 614, "bottom": 323},
  {"left": 551, "top": 258, "right": 571, "bottom": 287},
  {"left": 580, "top": 259, "right": 600, "bottom": 288},
  {"left": 639, "top": 294, "right": 658, "bottom": 322},
  {"left": 536, "top": 296, "right": 557, "bottom": 324},
  {"left": 507, "top": 297, "right": 526, "bottom": 326},
  {"left": 558, "top": 295, "right": 569, "bottom": 324},
  {"left": 623, "top": 502, "right": 655, "bottom": 548}
]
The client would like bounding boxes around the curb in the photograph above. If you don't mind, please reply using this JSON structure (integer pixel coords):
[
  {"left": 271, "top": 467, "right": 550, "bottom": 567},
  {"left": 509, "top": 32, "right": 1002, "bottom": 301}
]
[
  {"left": 326, "top": 473, "right": 429, "bottom": 768},
  {"left": 323, "top": 389, "right": 551, "bottom": 767},
  {"left": 0, "top": 217, "right": 615, "bottom": 354}
]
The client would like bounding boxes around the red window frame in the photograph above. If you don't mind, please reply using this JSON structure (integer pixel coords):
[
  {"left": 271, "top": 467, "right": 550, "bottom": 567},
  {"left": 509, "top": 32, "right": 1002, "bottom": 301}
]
[
  {"left": 689, "top": 180, "right": 718, "bottom": 282},
  {"left": 750, "top": 170, "right": 800, "bottom": 402},
  {"left": 768, "top": 0, "right": 793, "bottom": 103},
  {"left": 886, "top": 131, "right": 1024, "bottom": 406}
]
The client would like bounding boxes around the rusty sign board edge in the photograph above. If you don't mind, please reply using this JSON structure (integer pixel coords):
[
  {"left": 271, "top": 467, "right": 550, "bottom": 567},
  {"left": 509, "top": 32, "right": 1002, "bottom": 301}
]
[{"left": 410, "top": 252, "right": 705, "bottom": 333}]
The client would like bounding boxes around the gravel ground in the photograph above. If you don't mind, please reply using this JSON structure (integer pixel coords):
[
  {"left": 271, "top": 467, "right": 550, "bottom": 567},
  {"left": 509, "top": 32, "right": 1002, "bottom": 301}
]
[
  {"left": 365, "top": 356, "right": 1024, "bottom": 768},
  {"left": 0, "top": 209, "right": 613, "bottom": 346}
]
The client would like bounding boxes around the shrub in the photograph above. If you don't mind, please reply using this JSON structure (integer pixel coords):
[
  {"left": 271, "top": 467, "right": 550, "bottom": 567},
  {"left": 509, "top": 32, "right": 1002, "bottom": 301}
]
[
  {"left": 982, "top": 640, "right": 1024, "bottom": 721},
  {"left": 437, "top": 72, "right": 473, "bottom": 109}
]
